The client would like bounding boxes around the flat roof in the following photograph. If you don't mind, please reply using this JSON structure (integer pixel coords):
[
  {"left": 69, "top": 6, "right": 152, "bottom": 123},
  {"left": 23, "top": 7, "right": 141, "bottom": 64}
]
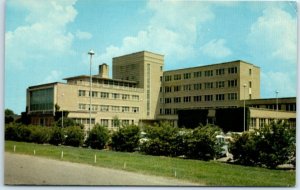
[
  {"left": 164, "top": 60, "right": 260, "bottom": 73},
  {"left": 63, "top": 75, "right": 138, "bottom": 84},
  {"left": 112, "top": 50, "right": 164, "bottom": 59},
  {"left": 28, "top": 82, "right": 60, "bottom": 89}
]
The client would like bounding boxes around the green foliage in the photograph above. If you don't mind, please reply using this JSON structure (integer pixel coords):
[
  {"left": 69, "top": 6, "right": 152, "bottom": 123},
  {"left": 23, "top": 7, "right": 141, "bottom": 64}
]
[
  {"left": 140, "top": 122, "right": 222, "bottom": 160},
  {"left": 29, "top": 126, "right": 51, "bottom": 144},
  {"left": 140, "top": 122, "right": 182, "bottom": 156},
  {"left": 230, "top": 121, "right": 296, "bottom": 168},
  {"left": 49, "top": 127, "right": 65, "bottom": 146},
  {"left": 5, "top": 109, "right": 15, "bottom": 124},
  {"left": 112, "top": 116, "right": 121, "bottom": 128},
  {"left": 85, "top": 124, "right": 109, "bottom": 149},
  {"left": 64, "top": 126, "right": 84, "bottom": 147},
  {"left": 55, "top": 117, "right": 83, "bottom": 129},
  {"left": 111, "top": 125, "right": 140, "bottom": 152},
  {"left": 185, "top": 125, "right": 223, "bottom": 160},
  {"left": 5, "top": 123, "right": 21, "bottom": 141}
]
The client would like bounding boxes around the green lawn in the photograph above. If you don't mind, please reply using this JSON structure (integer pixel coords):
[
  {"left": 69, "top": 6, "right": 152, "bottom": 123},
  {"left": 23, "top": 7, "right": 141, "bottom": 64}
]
[{"left": 5, "top": 141, "right": 295, "bottom": 186}]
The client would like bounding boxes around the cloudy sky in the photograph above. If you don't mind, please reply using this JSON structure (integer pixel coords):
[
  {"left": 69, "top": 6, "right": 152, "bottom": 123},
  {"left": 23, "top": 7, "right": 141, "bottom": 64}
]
[{"left": 4, "top": 0, "right": 298, "bottom": 114}]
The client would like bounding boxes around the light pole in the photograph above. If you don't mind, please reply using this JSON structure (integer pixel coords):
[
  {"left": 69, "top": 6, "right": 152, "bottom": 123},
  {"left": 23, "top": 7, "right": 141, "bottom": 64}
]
[
  {"left": 61, "top": 93, "right": 64, "bottom": 128},
  {"left": 243, "top": 84, "right": 247, "bottom": 132},
  {"left": 275, "top": 90, "right": 279, "bottom": 112},
  {"left": 88, "top": 49, "right": 95, "bottom": 131}
]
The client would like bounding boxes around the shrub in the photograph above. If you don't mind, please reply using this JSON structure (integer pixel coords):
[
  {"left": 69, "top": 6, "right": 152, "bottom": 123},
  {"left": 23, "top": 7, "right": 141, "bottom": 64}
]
[
  {"left": 85, "top": 124, "right": 109, "bottom": 149},
  {"left": 111, "top": 125, "right": 140, "bottom": 152},
  {"left": 64, "top": 126, "right": 84, "bottom": 147},
  {"left": 5, "top": 124, "right": 19, "bottom": 141},
  {"left": 230, "top": 121, "right": 296, "bottom": 169},
  {"left": 185, "top": 125, "right": 223, "bottom": 160},
  {"left": 140, "top": 122, "right": 187, "bottom": 157},
  {"left": 29, "top": 125, "right": 51, "bottom": 144},
  {"left": 49, "top": 127, "right": 65, "bottom": 146}
]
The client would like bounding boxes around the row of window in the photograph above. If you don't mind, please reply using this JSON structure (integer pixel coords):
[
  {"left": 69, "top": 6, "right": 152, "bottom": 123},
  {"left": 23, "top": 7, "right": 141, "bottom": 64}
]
[
  {"left": 162, "top": 93, "right": 238, "bottom": 104},
  {"left": 78, "top": 104, "right": 140, "bottom": 113},
  {"left": 72, "top": 118, "right": 134, "bottom": 127},
  {"left": 163, "top": 67, "right": 239, "bottom": 81},
  {"left": 162, "top": 79, "right": 239, "bottom": 93},
  {"left": 78, "top": 90, "right": 140, "bottom": 101}
]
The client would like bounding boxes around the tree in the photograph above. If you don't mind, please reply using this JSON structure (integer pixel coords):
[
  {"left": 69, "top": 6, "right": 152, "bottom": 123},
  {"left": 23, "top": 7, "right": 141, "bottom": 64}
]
[
  {"left": 55, "top": 117, "right": 83, "bottom": 129},
  {"left": 49, "top": 127, "right": 65, "bottom": 146},
  {"left": 185, "top": 125, "right": 223, "bottom": 160},
  {"left": 111, "top": 125, "right": 140, "bottom": 152},
  {"left": 85, "top": 124, "right": 109, "bottom": 149},
  {"left": 64, "top": 126, "right": 84, "bottom": 147},
  {"left": 5, "top": 109, "right": 15, "bottom": 124},
  {"left": 230, "top": 121, "right": 296, "bottom": 169}
]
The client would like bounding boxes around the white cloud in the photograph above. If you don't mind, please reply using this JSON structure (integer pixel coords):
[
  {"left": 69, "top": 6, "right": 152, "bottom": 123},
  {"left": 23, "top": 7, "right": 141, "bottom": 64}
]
[
  {"left": 200, "top": 39, "right": 232, "bottom": 58},
  {"left": 44, "top": 70, "right": 62, "bottom": 83},
  {"left": 76, "top": 30, "right": 92, "bottom": 40},
  {"left": 6, "top": 0, "right": 77, "bottom": 69},
  {"left": 261, "top": 71, "right": 296, "bottom": 98},
  {"left": 96, "top": 0, "right": 215, "bottom": 65},
  {"left": 247, "top": 7, "right": 297, "bottom": 63}
]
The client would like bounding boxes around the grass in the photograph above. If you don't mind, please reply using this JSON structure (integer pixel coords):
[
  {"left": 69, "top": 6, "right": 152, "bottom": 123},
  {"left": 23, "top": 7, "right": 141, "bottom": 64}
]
[{"left": 5, "top": 141, "right": 295, "bottom": 186}]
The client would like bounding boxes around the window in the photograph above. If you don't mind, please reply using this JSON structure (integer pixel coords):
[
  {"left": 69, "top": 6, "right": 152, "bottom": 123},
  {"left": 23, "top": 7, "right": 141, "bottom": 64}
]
[
  {"left": 174, "top": 74, "right": 181, "bottom": 80},
  {"left": 91, "top": 91, "right": 97, "bottom": 97},
  {"left": 111, "top": 106, "right": 120, "bottom": 112},
  {"left": 183, "top": 84, "right": 191, "bottom": 91},
  {"left": 228, "top": 93, "right": 237, "bottom": 100},
  {"left": 228, "top": 79, "right": 237, "bottom": 87},
  {"left": 194, "top": 71, "right": 201, "bottom": 78},
  {"left": 174, "top": 85, "right": 181, "bottom": 92},
  {"left": 132, "top": 107, "right": 139, "bottom": 113},
  {"left": 216, "top": 68, "right": 225, "bottom": 75},
  {"left": 78, "top": 90, "right": 86, "bottom": 97},
  {"left": 249, "top": 81, "right": 252, "bottom": 88},
  {"left": 112, "top": 93, "right": 120, "bottom": 99},
  {"left": 174, "top": 97, "right": 181, "bottom": 103},
  {"left": 228, "top": 67, "right": 238, "bottom": 74},
  {"left": 122, "top": 94, "right": 130, "bottom": 100},
  {"left": 122, "top": 106, "right": 130, "bottom": 112},
  {"left": 204, "top": 82, "right": 213, "bottom": 89},
  {"left": 132, "top": 95, "right": 139, "bottom": 101},
  {"left": 204, "top": 95, "right": 213, "bottom": 101},
  {"left": 183, "top": 96, "right": 191, "bottom": 102},
  {"left": 216, "top": 81, "right": 225, "bottom": 88},
  {"left": 164, "top": 86, "right": 172, "bottom": 93},
  {"left": 160, "top": 66, "right": 163, "bottom": 71},
  {"left": 164, "top": 98, "right": 172, "bottom": 104},
  {"left": 183, "top": 73, "right": 191, "bottom": 79},
  {"left": 100, "top": 105, "right": 109, "bottom": 112},
  {"left": 249, "top": 69, "right": 252, "bottom": 75},
  {"left": 215, "top": 94, "right": 225, "bottom": 101},
  {"left": 204, "top": 70, "right": 213, "bottom": 77},
  {"left": 194, "top": 83, "right": 202, "bottom": 90},
  {"left": 100, "top": 119, "right": 109, "bottom": 127},
  {"left": 259, "top": 118, "right": 266, "bottom": 128},
  {"left": 79, "top": 104, "right": 86, "bottom": 110},
  {"left": 164, "top": 75, "right": 172, "bottom": 81},
  {"left": 100, "top": 92, "right": 109, "bottom": 99},
  {"left": 250, "top": 118, "right": 256, "bottom": 129},
  {"left": 122, "top": 120, "right": 130, "bottom": 126},
  {"left": 194, "top": 96, "right": 201, "bottom": 102},
  {"left": 92, "top": 105, "right": 98, "bottom": 111},
  {"left": 164, "top": 109, "right": 172, "bottom": 115}
]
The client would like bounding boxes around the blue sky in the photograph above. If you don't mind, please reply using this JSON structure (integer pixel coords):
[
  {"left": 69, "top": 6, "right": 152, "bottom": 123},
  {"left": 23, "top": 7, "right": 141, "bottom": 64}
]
[{"left": 4, "top": 0, "right": 298, "bottom": 114}]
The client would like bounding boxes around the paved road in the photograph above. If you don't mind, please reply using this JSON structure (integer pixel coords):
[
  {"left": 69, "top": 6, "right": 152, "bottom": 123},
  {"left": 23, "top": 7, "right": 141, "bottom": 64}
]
[{"left": 5, "top": 153, "right": 200, "bottom": 186}]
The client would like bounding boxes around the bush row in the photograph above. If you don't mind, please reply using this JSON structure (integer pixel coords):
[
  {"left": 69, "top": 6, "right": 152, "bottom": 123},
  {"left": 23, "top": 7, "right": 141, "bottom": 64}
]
[
  {"left": 230, "top": 121, "right": 296, "bottom": 169},
  {"left": 140, "top": 122, "right": 224, "bottom": 160},
  {"left": 5, "top": 124, "right": 84, "bottom": 147}
]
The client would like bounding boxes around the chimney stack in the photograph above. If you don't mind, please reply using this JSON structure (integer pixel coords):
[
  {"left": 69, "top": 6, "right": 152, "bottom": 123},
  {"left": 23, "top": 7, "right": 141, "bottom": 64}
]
[{"left": 99, "top": 63, "right": 109, "bottom": 78}]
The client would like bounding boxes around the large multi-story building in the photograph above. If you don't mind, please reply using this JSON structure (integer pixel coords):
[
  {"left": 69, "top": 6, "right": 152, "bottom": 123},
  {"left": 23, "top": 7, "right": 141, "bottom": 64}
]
[{"left": 26, "top": 51, "right": 296, "bottom": 131}]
